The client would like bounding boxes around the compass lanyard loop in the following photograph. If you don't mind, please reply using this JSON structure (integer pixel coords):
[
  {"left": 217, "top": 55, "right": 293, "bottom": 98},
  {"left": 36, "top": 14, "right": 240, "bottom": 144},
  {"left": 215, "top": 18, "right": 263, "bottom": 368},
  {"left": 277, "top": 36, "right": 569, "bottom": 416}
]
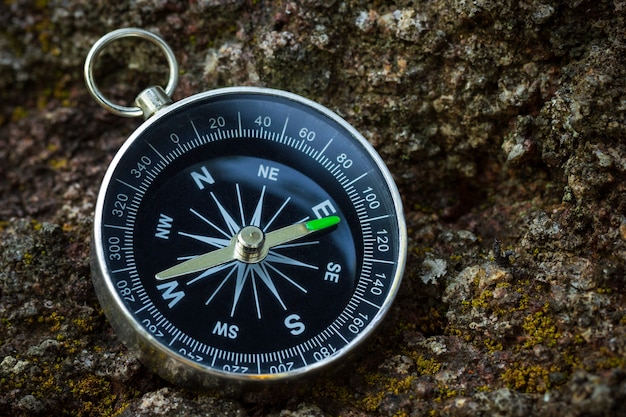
[{"left": 84, "top": 28, "right": 179, "bottom": 118}]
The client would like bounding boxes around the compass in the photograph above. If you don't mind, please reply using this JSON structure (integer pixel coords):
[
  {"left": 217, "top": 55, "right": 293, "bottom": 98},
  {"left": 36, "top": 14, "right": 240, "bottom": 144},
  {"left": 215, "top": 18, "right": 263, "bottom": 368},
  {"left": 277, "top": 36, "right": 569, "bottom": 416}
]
[{"left": 87, "top": 28, "right": 407, "bottom": 388}]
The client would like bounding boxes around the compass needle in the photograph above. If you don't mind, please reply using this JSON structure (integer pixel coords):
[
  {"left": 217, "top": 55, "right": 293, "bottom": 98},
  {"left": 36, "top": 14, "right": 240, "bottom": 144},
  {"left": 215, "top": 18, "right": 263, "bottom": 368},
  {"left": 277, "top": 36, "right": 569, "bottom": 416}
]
[
  {"left": 264, "top": 215, "right": 341, "bottom": 248},
  {"left": 155, "top": 216, "right": 338, "bottom": 280},
  {"left": 155, "top": 245, "right": 237, "bottom": 280},
  {"left": 89, "top": 28, "right": 405, "bottom": 388}
]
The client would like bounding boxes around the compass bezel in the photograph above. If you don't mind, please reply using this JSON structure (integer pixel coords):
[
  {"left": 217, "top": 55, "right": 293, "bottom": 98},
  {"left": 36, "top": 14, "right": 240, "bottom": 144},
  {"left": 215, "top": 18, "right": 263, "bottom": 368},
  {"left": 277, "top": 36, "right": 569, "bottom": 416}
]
[{"left": 91, "top": 87, "right": 407, "bottom": 388}]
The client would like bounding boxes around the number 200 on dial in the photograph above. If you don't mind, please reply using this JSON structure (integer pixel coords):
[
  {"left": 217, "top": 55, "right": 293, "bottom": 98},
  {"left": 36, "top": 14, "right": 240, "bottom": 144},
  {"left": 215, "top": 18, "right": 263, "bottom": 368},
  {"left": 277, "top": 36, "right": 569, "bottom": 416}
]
[{"left": 91, "top": 87, "right": 407, "bottom": 386}]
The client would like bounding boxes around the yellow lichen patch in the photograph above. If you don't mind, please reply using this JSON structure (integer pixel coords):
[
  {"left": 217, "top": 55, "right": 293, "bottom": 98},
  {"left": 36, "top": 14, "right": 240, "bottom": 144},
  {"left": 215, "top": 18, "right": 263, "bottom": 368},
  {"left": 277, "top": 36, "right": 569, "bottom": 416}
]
[
  {"left": 501, "top": 362, "right": 558, "bottom": 393},
  {"left": 31, "top": 220, "right": 43, "bottom": 231},
  {"left": 484, "top": 338, "right": 503, "bottom": 353},
  {"left": 311, "top": 379, "right": 353, "bottom": 404},
  {"left": 68, "top": 375, "right": 117, "bottom": 417},
  {"left": 72, "top": 317, "right": 96, "bottom": 334},
  {"left": 22, "top": 252, "right": 34, "bottom": 265},
  {"left": 595, "top": 356, "right": 626, "bottom": 370},
  {"left": 37, "top": 372, "right": 60, "bottom": 394},
  {"left": 63, "top": 339, "right": 84, "bottom": 355},
  {"left": 357, "top": 374, "right": 416, "bottom": 411},
  {"left": 471, "top": 289, "right": 494, "bottom": 309},
  {"left": 474, "top": 385, "right": 491, "bottom": 392},
  {"left": 594, "top": 347, "right": 626, "bottom": 370},
  {"left": 46, "top": 312, "right": 65, "bottom": 333},
  {"left": 434, "top": 384, "right": 459, "bottom": 402},
  {"left": 11, "top": 106, "right": 28, "bottom": 122},
  {"left": 521, "top": 303, "right": 561, "bottom": 349},
  {"left": 49, "top": 158, "right": 68, "bottom": 170},
  {"left": 413, "top": 354, "right": 443, "bottom": 376},
  {"left": 0, "top": 337, "right": 129, "bottom": 417},
  {"left": 516, "top": 292, "right": 530, "bottom": 311}
]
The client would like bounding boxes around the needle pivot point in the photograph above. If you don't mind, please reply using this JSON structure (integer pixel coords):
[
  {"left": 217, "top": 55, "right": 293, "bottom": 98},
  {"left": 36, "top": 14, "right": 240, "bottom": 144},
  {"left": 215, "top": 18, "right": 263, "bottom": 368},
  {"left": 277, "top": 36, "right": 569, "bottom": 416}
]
[
  {"left": 237, "top": 226, "right": 265, "bottom": 252},
  {"left": 235, "top": 226, "right": 266, "bottom": 263}
]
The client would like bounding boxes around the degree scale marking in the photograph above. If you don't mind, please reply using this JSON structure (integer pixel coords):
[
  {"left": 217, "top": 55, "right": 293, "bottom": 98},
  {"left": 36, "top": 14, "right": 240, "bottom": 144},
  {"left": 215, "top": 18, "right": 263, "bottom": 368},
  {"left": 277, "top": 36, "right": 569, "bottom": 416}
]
[{"left": 107, "top": 100, "right": 398, "bottom": 375}]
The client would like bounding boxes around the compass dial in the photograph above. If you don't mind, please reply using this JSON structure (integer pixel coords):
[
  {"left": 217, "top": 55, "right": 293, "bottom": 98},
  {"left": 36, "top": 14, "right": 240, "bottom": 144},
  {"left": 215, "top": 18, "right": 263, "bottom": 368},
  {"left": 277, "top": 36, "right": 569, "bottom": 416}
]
[{"left": 92, "top": 87, "right": 406, "bottom": 385}]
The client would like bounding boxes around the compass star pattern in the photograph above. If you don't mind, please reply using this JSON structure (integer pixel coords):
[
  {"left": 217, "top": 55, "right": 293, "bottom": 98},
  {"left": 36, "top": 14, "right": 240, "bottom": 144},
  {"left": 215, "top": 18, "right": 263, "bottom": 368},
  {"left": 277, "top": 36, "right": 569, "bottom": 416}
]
[{"left": 179, "top": 184, "right": 318, "bottom": 319}]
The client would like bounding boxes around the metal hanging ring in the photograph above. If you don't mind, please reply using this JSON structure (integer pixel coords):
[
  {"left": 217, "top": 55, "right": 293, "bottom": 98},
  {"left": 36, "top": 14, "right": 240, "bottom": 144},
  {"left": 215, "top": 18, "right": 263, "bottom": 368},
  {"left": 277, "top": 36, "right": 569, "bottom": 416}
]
[{"left": 84, "top": 28, "right": 179, "bottom": 118}]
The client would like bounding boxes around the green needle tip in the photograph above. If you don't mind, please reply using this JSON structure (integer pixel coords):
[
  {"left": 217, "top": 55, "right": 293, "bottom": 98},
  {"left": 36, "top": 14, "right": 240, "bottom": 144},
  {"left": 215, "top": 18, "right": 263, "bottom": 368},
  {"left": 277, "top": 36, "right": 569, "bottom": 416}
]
[{"left": 306, "top": 215, "right": 341, "bottom": 231}]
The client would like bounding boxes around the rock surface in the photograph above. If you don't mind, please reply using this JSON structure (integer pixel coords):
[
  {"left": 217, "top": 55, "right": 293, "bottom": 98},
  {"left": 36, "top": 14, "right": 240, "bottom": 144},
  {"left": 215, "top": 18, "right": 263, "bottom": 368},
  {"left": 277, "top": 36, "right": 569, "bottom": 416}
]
[{"left": 1, "top": 0, "right": 626, "bottom": 416}]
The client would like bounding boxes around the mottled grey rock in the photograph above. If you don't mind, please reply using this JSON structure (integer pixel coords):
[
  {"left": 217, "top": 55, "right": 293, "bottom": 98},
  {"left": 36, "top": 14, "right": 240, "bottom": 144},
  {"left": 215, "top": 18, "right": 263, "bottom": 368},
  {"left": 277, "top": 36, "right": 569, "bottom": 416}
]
[{"left": 1, "top": 0, "right": 626, "bottom": 416}]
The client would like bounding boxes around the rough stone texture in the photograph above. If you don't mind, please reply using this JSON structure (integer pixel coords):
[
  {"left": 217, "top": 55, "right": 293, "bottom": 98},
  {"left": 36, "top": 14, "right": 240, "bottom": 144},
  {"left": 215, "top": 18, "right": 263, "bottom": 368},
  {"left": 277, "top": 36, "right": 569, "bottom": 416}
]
[{"left": 1, "top": 0, "right": 626, "bottom": 416}]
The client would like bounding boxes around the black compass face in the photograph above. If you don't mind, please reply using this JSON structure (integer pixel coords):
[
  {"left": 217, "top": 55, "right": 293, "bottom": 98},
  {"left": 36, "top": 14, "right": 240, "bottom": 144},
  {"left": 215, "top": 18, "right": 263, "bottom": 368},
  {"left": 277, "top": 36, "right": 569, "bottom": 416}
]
[
  {"left": 135, "top": 154, "right": 358, "bottom": 354},
  {"left": 92, "top": 88, "right": 406, "bottom": 382}
]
